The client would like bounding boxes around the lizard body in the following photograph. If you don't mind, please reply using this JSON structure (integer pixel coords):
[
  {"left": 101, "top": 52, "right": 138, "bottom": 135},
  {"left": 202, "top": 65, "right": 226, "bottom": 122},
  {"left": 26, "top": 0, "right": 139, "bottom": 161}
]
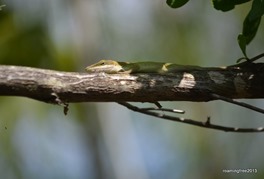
[
  {"left": 85, "top": 53, "right": 264, "bottom": 74},
  {"left": 85, "top": 60, "right": 213, "bottom": 74}
]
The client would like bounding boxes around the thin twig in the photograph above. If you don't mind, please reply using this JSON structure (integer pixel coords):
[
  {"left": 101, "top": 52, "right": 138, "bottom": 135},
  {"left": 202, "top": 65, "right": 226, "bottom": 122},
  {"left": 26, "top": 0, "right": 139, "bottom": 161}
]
[
  {"left": 153, "top": 102, "right": 162, "bottom": 108},
  {"left": 211, "top": 93, "right": 264, "bottom": 114},
  {"left": 236, "top": 52, "right": 264, "bottom": 64},
  {"left": 118, "top": 102, "right": 264, "bottom": 133},
  {"left": 140, "top": 107, "right": 185, "bottom": 114},
  {"left": 248, "top": 53, "right": 264, "bottom": 63}
]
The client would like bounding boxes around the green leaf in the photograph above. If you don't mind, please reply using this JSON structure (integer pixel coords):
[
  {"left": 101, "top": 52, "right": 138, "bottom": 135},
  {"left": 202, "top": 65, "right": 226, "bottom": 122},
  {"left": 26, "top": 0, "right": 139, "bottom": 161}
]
[
  {"left": 246, "top": 0, "right": 264, "bottom": 21},
  {"left": 241, "top": 0, "right": 263, "bottom": 44},
  {"left": 242, "top": 16, "right": 261, "bottom": 44},
  {"left": 237, "top": 34, "right": 248, "bottom": 57},
  {"left": 212, "top": 0, "right": 251, "bottom": 12},
  {"left": 237, "top": 0, "right": 264, "bottom": 56},
  {"left": 166, "top": 0, "right": 189, "bottom": 8}
]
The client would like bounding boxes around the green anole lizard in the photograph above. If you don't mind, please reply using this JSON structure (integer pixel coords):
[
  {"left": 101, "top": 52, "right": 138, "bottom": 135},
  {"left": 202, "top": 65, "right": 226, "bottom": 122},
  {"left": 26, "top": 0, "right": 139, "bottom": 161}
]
[
  {"left": 85, "top": 54, "right": 264, "bottom": 74},
  {"left": 85, "top": 60, "right": 218, "bottom": 74},
  {"left": 85, "top": 60, "right": 242, "bottom": 74}
]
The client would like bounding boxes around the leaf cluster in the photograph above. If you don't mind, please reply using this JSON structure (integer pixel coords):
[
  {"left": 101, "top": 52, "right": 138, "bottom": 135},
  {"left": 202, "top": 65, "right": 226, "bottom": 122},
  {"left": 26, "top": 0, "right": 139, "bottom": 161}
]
[{"left": 166, "top": 0, "right": 264, "bottom": 58}]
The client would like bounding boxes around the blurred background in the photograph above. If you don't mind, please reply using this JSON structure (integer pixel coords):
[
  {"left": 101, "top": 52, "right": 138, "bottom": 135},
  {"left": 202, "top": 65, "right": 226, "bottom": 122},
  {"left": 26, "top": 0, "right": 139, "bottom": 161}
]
[{"left": 0, "top": 0, "right": 264, "bottom": 178}]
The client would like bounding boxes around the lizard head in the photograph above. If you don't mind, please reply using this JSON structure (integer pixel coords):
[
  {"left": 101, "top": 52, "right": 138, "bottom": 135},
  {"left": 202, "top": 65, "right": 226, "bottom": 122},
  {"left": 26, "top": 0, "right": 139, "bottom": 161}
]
[{"left": 85, "top": 60, "right": 125, "bottom": 74}]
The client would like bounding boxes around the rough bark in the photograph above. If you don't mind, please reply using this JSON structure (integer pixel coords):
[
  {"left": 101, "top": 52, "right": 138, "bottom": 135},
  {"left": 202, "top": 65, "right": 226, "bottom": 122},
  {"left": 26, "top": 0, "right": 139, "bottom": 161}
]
[{"left": 0, "top": 64, "right": 263, "bottom": 104}]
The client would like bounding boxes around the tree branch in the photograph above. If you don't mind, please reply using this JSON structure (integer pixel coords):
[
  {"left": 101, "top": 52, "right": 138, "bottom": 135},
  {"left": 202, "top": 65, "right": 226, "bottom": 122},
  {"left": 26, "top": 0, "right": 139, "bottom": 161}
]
[
  {"left": 0, "top": 64, "right": 264, "bottom": 104},
  {"left": 118, "top": 102, "right": 264, "bottom": 133},
  {"left": 1, "top": 64, "right": 264, "bottom": 132},
  {"left": 210, "top": 93, "right": 264, "bottom": 114}
]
